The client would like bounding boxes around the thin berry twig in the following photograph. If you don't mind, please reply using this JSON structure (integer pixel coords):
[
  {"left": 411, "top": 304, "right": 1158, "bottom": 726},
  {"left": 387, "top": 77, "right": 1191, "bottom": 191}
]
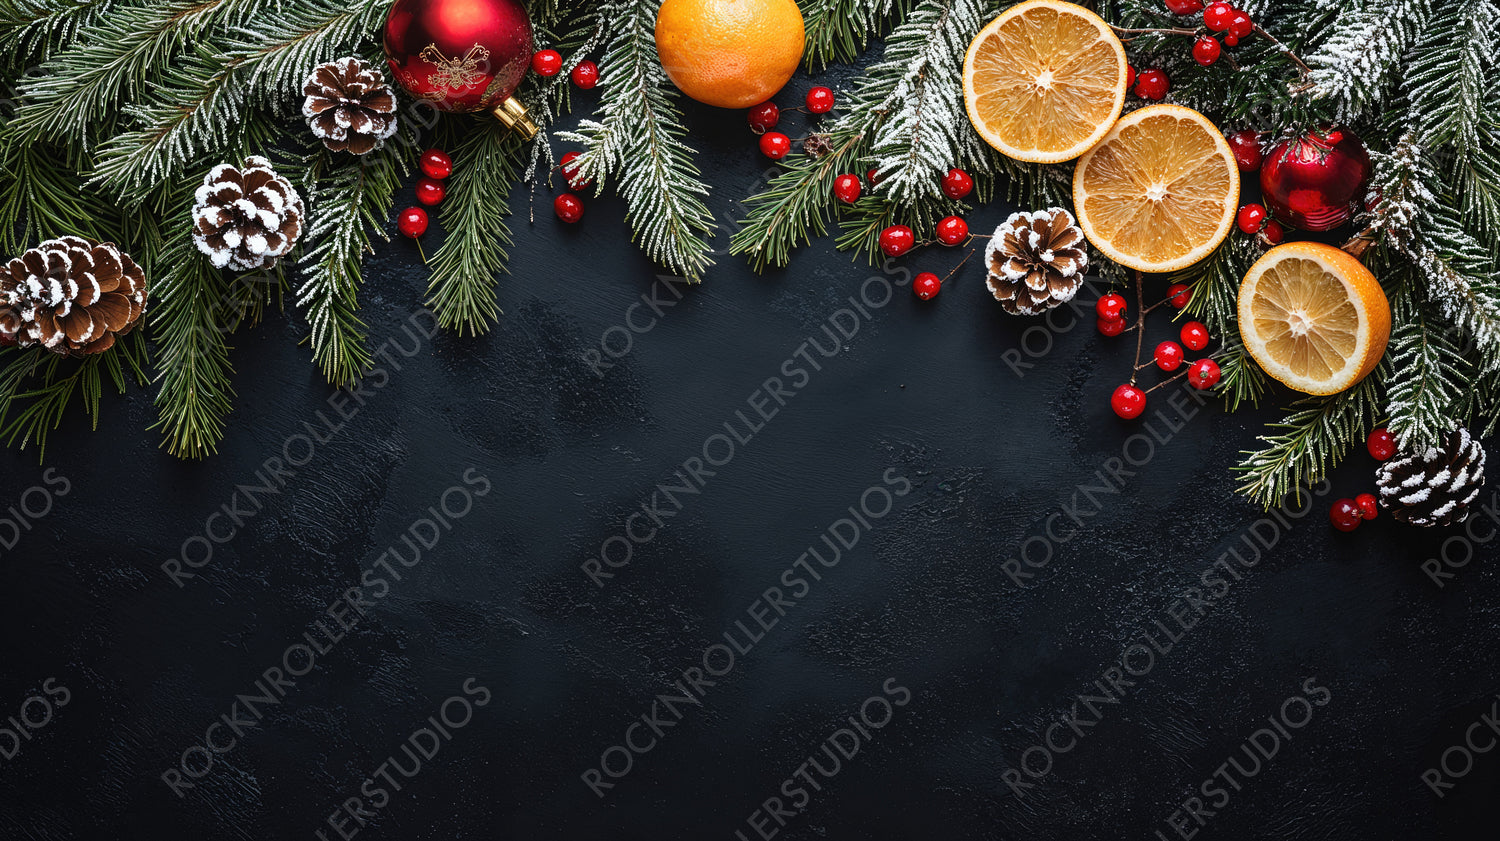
[
  {"left": 1129, "top": 270, "right": 1146, "bottom": 386},
  {"left": 1108, "top": 24, "right": 1197, "bottom": 37},
  {"left": 1144, "top": 369, "right": 1191, "bottom": 394},
  {"left": 1254, "top": 25, "right": 1312, "bottom": 75},
  {"left": 944, "top": 248, "right": 976, "bottom": 282}
]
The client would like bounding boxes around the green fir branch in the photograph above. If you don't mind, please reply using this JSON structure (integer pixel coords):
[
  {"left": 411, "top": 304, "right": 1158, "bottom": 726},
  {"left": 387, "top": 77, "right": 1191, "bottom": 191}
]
[
  {"left": 0, "top": 331, "right": 148, "bottom": 460},
  {"left": 1384, "top": 286, "right": 1470, "bottom": 451},
  {"left": 1234, "top": 370, "right": 1384, "bottom": 508},
  {"left": 798, "top": 0, "right": 909, "bottom": 71},
  {"left": 729, "top": 129, "right": 868, "bottom": 271}
]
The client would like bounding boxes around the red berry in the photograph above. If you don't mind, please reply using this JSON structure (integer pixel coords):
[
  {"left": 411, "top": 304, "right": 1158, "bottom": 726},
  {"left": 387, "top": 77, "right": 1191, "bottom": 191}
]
[
  {"left": 866, "top": 167, "right": 882, "bottom": 185},
  {"left": 554, "top": 193, "right": 584, "bottom": 223},
  {"left": 571, "top": 60, "right": 599, "bottom": 89},
  {"left": 941, "top": 168, "right": 973, "bottom": 200},
  {"left": 419, "top": 149, "right": 452, "bottom": 180},
  {"left": 1193, "top": 36, "right": 1221, "bottom": 66},
  {"left": 1367, "top": 428, "right": 1397, "bottom": 461},
  {"left": 913, "top": 272, "right": 942, "bottom": 300},
  {"left": 1188, "top": 358, "right": 1221, "bottom": 390},
  {"left": 879, "top": 225, "right": 915, "bottom": 257},
  {"left": 560, "top": 151, "right": 593, "bottom": 190},
  {"left": 1166, "top": 283, "right": 1192, "bottom": 308},
  {"left": 1355, "top": 493, "right": 1379, "bottom": 520},
  {"left": 1329, "top": 499, "right": 1363, "bottom": 532},
  {"left": 1261, "top": 220, "right": 1285, "bottom": 245},
  {"left": 1111, "top": 384, "right": 1147, "bottom": 420},
  {"left": 1165, "top": 0, "right": 1205, "bottom": 13},
  {"left": 760, "top": 132, "right": 791, "bottom": 159},
  {"left": 1154, "top": 341, "right": 1185, "bottom": 371},
  {"left": 1223, "top": 33, "right": 1240, "bottom": 47},
  {"left": 1180, "top": 321, "right": 1210, "bottom": 351},
  {"left": 532, "top": 49, "right": 563, "bottom": 77},
  {"left": 1228, "top": 129, "right": 1262, "bottom": 171},
  {"left": 1126, "top": 64, "right": 1136, "bottom": 91},
  {"left": 1237, "top": 203, "right": 1267, "bottom": 234},
  {"left": 1135, "top": 68, "right": 1170, "bottom": 101},
  {"left": 415, "top": 177, "right": 446, "bottom": 206},
  {"left": 1228, "top": 9, "right": 1254, "bottom": 39},
  {"left": 397, "top": 206, "right": 428, "bottom": 238},
  {"left": 935, "top": 216, "right": 968, "bottom": 246},
  {"left": 805, "top": 86, "right": 834, "bottom": 114},
  {"left": 833, "top": 174, "right": 861, "bottom": 204},
  {"left": 1097, "top": 318, "right": 1127, "bottom": 337},
  {"left": 748, "top": 101, "right": 780, "bottom": 132},
  {"left": 1096, "top": 293, "right": 1127, "bottom": 321},
  {"left": 1203, "top": 1, "right": 1234, "bottom": 31}
]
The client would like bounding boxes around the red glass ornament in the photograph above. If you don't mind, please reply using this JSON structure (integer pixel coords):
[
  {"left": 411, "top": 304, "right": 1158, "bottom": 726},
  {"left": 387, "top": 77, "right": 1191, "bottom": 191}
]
[
  {"left": 531, "top": 49, "right": 562, "bottom": 77},
  {"left": 1097, "top": 318, "right": 1127, "bottom": 338},
  {"left": 560, "top": 151, "right": 592, "bottom": 189},
  {"left": 1165, "top": 0, "right": 1204, "bottom": 13},
  {"left": 1111, "top": 384, "right": 1147, "bottom": 419},
  {"left": 1180, "top": 321, "right": 1210, "bottom": 351},
  {"left": 1261, "top": 128, "right": 1372, "bottom": 231},
  {"left": 1329, "top": 499, "right": 1363, "bottom": 532},
  {"left": 879, "top": 225, "right": 915, "bottom": 257},
  {"left": 913, "top": 272, "right": 942, "bottom": 300},
  {"left": 1135, "top": 68, "right": 1169, "bottom": 101},
  {"left": 383, "top": 0, "right": 538, "bottom": 138},
  {"left": 760, "top": 132, "right": 791, "bottom": 159},
  {"left": 1188, "top": 358, "right": 1221, "bottom": 389},
  {"left": 420, "top": 148, "right": 452, "bottom": 179},
  {"left": 1228, "top": 129, "right": 1262, "bottom": 171},
  {"left": 1166, "top": 283, "right": 1192, "bottom": 308},
  {"left": 415, "top": 177, "right": 446, "bottom": 206},
  {"left": 554, "top": 193, "right": 584, "bottom": 223},
  {"left": 805, "top": 86, "right": 834, "bottom": 114},
  {"left": 1367, "top": 428, "right": 1396, "bottom": 461},
  {"left": 935, "top": 216, "right": 968, "bottom": 246},
  {"left": 1193, "top": 36, "right": 1221, "bottom": 66},
  {"left": 1355, "top": 493, "right": 1379, "bottom": 520},
  {"left": 571, "top": 59, "right": 599, "bottom": 89},
  {"left": 748, "top": 101, "right": 779, "bottom": 133},
  {"left": 833, "top": 174, "right": 861, "bottom": 204},
  {"left": 1155, "top": 341, "right": 1185, "bottom": 371},
  {"left": 397, "top": 207, "right": 428, "bottom": 238},
  {"left": 941, "top": 168, "right": 973, "bottom": 200}
]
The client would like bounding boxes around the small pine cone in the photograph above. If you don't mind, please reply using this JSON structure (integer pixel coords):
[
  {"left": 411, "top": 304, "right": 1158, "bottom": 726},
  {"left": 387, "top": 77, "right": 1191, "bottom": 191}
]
[
  {"left": 0, "top": 237, "right": 147, "bottom": 356},
  {"left": 191, "top": 156, "right": 305, "bottom": 271},
  {"left": 1376, "top": 427, "right": 1487, "bottom": 527},
  {"left": 302, "top": 57, "right": 399, "bottom": 155},
  {"left": 985, "top": 208, "right": 1088, "bottom": 316}
]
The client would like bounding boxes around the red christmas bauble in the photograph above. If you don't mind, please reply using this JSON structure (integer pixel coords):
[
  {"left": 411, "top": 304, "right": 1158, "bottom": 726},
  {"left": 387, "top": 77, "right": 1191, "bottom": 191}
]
[
  {"left": 1260, "top": 128, "right": 1371, "bottom": 232},
  {"left": 383, "top": 0, "right": 538, "bottom": 137}
]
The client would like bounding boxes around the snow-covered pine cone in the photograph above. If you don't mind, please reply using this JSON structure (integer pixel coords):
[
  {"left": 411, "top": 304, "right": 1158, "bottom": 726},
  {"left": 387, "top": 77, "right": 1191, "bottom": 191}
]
[
  {"left": 302, "top": 57, "right": 399, "bottom": 155},
  {"left": 985, "top": 208, "right": 1088, "bottom": 316},
  {"left": 191, "top": 156, "right": 304, "bottom": 271},
  {"left": 1376, "top": 427, "right": 1487, "bottom": 527},
  {"left": 0, "top": 237, "right": 147, "bottom": 356}
]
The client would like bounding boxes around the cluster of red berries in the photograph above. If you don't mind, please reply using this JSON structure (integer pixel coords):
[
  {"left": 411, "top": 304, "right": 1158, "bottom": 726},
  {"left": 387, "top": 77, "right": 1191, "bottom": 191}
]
[
  {"left": 397, "top": 149, "right": 454, "bottom": 239},
  {"left": 1223, "top": 129, "right": 1284, "bottom": 244},
  {"left": 1328, "top": 429, "right": 1396, "bottom": 531},
  {"left": 1127, "top": 64, "right": 1171, "bottom": 102},
  {"left": 1163, "top": 0, "right": 1257, "bottom": 58},
  {"left": 750, "top": 86, "right": 837, "bottom": 159},
  {"left": 552, "top": 151, "right": 592, "bottom": 224},
  {"left": 868, "top": 169, "right": 975, "bottom": 301},
  {"left": 530, "top": 49, "right": 599, "bottom": 89},
  {"left": 1098, "top": 285, "right": 1221, "bottom": 419}
]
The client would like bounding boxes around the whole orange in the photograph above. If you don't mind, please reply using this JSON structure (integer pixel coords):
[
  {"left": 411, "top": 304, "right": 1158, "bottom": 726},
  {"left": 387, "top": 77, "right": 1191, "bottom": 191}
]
[{"left": 654, "top": 0, "right": 805, "bottom": 109}]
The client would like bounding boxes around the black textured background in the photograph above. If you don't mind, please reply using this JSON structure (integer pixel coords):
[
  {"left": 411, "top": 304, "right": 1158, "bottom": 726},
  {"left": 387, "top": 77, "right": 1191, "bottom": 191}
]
[{"left": 3, "top": 59, "right": 1500, "bottom": 841}]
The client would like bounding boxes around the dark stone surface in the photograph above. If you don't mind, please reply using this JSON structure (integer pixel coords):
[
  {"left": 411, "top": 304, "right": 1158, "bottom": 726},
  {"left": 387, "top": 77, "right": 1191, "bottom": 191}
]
[{"left": 3, "top": 65, "right": 1499, "bottom": 841}]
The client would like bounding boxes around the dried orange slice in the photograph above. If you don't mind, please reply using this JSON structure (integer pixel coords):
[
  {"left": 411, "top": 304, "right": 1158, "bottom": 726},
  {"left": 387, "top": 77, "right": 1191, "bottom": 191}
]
[
  {"left": 1238, "top": 242, "right": 1391, "bottom": 396},
  {"left": 1073, "top": 104, "right": 1239, "bottom": 273},
  {"left": 962, "top": 0, "right": 1128, "bottom": 164}
]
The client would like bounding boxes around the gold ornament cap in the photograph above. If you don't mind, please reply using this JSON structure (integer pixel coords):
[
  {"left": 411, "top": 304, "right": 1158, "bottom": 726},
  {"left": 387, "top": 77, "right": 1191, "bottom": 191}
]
[{"left": 493, "top": 96, "right": 538, "bottom": 140}]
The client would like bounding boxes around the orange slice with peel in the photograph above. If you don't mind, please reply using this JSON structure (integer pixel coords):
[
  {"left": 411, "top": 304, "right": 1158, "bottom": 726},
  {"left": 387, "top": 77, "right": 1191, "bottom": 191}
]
[
  {"left": 1238, "top": 241, "right": 1391, "bottom": 396},
  {"left": 963, "top": 0, "right": 1128, "bottom": 164},
  {"left": 1073, "top": 103, "right": 1239, "bottom": 273}
]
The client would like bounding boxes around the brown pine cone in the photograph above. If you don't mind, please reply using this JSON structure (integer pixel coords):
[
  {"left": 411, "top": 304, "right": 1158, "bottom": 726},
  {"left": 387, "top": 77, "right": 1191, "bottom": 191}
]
[
  {"left": 1376, "top": 427, "right": 1487, "bottom": 527},
  {"left": 985, "top": 208, "right": 1089, "bottom": 316},
  {"left": 302, "top": 57, "right": 399, "bottom": 155},
  {"left": 191, "top": 156, "right": 304, "bottom": 272},
  {"left": 0, "top": 237, "right": 147, "bottom": 356}
]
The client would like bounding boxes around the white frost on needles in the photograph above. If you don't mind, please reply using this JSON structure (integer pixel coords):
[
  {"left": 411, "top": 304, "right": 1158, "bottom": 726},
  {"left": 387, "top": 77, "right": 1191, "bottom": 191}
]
[{"left": 1305, "top": 0, "right": 1430, "bottom": 122}]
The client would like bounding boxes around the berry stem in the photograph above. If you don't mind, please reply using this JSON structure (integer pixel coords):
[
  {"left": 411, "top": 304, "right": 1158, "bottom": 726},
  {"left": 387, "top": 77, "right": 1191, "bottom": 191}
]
[
  {"left": 1253, "top": 25, "right": 1312, "bottom": 75},
  {"left": 944, "top": 248, "right": 976, "bottom": 282},
  {"left": 1144, "top": 369, "right": 1191, "bottom": 394},
  {"left": 1107, "top": 24, "right": 1198, "bottom": 37},
  {"left": 1130, "top": 270, "right": 1146, "bottom": 386}
]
